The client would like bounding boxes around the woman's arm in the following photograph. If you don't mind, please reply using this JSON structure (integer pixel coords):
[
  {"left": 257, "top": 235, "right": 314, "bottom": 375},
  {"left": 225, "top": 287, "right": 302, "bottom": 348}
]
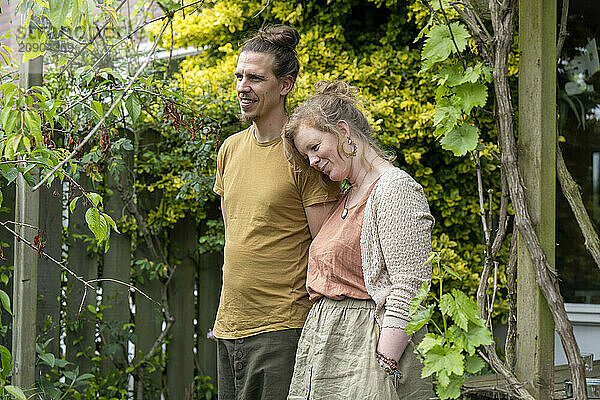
[{"left": 374, "top": 175, "right": 434, "bottom": 360}]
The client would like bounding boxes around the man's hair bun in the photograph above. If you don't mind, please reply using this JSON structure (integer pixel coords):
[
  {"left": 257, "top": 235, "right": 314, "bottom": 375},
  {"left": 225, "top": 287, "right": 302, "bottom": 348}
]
[{"left": 258, "top": 25, "right": 300, "bottom": 52}]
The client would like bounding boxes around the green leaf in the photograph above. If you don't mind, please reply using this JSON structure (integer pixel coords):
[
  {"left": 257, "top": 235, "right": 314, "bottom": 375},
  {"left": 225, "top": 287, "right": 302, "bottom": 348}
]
[
  {"left": 24, "top": 110, "right": 42, "bottom": 146},
  {"left": 409, "top": 281, "right": 430, "bottom": 317},
  {"left": 1, "top": 167, "right": 19, "bottom": 184},
  {"left": 464, "top": 354, "right": 487, "bottom": 374},
  {"left": 452, "top": 289, "right": 486, "bottom": 326},
  {"left": 102, "top": 212, "right": 120, "bottom": 234},
  {"left": 48, "top": 0, "right": 71, "bottom": 28},
  {"left": 435, "top": 374, "right": 464, "bottom": 400},
  {"left": 0, "top": 345, "right": 12, "bottom": 379},
  {"left": 3, "top": 110, "right": 18, "bottom": 136},
  {"left": 63, "top": 369, "right": 76, "bottom": 381},
  {"left": 0, "top": 190, "right": 2, "bottom": 208},
  {"left": 85, "top": 207, "right": 109, "bottom": 244},
  {"left": 441, "top": 289, "right": 486, "bottom": 332},
  {"left": 416, "top": 333, "right": 445, "bottom": 354},
  {"left": 54, "top": 358, "right": 69, "bottom": 368},
  {"left": 454, "top": 82, "right": 488, "bottom": 114},
  {"left": 38, "top": 352, "right": 56, "bottom": 368},
  {"left": 3, "top": 385, "right": 27, "bottom": 400},
  {"left": 421, "top": 344, "right": 464, "bottom": 379},
  {"left": 421, "top": 22, "right": 470, "bottom": 70},
  {"left": 433, "top": 97, "right": 461, "bottom": 132},
  {"left": 125, "top": 94, "right": 141, "bottom": 123},
  {"left": 0, "top": 289, "right": 11, "bottom": 315},
  {"left": 436, "top": 64, "right": 481, "bottom": 87},
  {"left": 87, "top": 192, "right": 103, "bottom": 207},
  {"left": 70, "top": 196, "right": 80, "bottom": 213},
  {"left": 91, "top": 100, "right": 103, "bottom": 120},
  {"left": 440, "top": 124, "right": 479, "bottom": 157},
  {"left": 405, "top": 304, "right": 434, "bottom": 334}
]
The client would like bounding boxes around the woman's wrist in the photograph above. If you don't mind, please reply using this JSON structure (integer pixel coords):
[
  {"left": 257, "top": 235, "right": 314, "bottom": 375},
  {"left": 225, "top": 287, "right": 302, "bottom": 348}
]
[{"left": 375, "top": 350, "right": 402, "bottom": 377}]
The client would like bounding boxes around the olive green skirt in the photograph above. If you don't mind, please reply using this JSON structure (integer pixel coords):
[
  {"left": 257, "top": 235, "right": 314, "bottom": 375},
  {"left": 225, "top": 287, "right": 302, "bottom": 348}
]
[{"left": 288, "top": 297, "right": 432, "bottom": 400}]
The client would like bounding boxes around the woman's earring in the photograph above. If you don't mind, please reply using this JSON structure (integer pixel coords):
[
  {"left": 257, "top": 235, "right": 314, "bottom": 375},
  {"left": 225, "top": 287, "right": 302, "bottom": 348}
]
[{"left": 341, "top": 137, "right": 357, "bottom": 157}]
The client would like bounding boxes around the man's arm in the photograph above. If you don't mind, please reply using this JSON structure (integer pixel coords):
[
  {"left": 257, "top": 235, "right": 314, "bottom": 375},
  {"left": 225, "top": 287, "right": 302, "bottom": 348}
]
[
  {"left": 221, "top": 196, "right": 227, "bottom": 234},
  {"left": 304, "top": 201, "right": 336, "bottom": 238}
]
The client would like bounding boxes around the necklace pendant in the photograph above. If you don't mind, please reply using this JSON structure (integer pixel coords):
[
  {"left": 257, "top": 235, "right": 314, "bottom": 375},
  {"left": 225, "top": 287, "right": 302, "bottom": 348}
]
[{"left": 341, "top": 207, "right": 349, "bottom": 219}]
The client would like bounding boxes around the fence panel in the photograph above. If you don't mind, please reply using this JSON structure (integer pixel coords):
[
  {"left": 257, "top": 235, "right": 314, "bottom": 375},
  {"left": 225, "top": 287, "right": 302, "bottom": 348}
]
[
  {"left": 167, "top": 216, "right": 197, "bottom": 399},
  {"left": 36, "top": 182, "right": 63, "bottom": 360},
  {"left": 196, "top": 252, "right": 222, "bottom": 381},
  {"left": 66, "top": 178, "right": 99, "bottom": 375}
]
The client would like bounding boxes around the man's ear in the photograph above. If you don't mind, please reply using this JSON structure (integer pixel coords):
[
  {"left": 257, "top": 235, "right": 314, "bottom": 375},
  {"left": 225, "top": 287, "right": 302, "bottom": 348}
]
[{"left": 280, "top": 75, "right": 294, "bottom": 96}]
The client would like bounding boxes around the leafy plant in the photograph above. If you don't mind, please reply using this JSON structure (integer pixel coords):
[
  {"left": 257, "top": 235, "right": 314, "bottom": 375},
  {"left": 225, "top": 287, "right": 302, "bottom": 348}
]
[{"left": 406, "top": 251, "right": 493, "bottom": 399}]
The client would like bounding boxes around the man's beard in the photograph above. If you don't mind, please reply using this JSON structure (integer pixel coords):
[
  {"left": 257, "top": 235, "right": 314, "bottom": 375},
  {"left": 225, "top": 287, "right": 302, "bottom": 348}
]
[{"left": 239, "top": 111, "right": 255, "bottom": 124}]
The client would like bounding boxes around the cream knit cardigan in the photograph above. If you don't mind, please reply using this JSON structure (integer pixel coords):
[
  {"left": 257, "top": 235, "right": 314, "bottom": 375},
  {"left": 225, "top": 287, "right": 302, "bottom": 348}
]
[{"left": 360, "top": 167, "right": 435, "bottom": 329}]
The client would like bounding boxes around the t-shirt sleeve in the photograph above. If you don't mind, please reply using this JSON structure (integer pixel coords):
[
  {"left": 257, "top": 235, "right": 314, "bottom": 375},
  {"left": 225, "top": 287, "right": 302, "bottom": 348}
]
[
  {"left": 213, "top": 143, "right": 226, "bottom": 197},
  {"left": 296, "top": 168, "right": 341, "bottom": 208}
]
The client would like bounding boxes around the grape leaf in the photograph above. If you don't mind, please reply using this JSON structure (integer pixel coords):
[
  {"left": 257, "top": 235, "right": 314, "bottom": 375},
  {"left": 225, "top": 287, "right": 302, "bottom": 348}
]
[
  {"left": 436, "top": 374, "right": 464, "bottom": 400},
  {"left": 454, "top": 82, "right": 488, "bottom": 114},
  {"left": 409, "top": 281, "right": 431, "bottom": 317},
  {"left": 464, "top": 354, "right": 487, "bottom": 374},
  {"left": 405, "top": 304, "right": 434, "bottom": 334},
  {"left": 421, "top": 345, "right": 464, "bottom": 379},
  {"left": 422, "top": 22, "right": 470, "bottom": 70},
  {"left": 440, "top": 124, "right": 479, "bottom": 157}
]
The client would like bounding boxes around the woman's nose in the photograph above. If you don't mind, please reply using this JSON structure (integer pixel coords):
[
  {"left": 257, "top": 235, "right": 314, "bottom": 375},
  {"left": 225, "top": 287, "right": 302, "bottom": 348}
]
[{"left": 309, "top": 155, "right": 319, "bottom": 167}]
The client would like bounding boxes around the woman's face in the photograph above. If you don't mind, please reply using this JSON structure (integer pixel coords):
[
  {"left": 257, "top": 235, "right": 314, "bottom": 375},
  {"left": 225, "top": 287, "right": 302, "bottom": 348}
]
[{"left": 293, "top": 124, "right": 351, "bottom": 182}]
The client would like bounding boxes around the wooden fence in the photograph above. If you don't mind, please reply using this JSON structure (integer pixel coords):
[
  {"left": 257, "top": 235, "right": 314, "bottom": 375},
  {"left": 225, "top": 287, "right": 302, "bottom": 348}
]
[{"left": 0, "top": 137, "right": 223, "bottom": 399}]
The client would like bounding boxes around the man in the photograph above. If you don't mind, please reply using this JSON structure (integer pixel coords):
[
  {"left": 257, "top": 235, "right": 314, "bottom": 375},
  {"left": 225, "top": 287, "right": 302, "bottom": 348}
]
[{"left": 212, "top": 25, "right": 339, "bottom": 399}]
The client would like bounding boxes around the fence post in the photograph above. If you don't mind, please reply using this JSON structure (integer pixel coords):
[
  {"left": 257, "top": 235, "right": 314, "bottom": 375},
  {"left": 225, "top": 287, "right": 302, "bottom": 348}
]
[
  {"left": 12, "top": 52, "right": 43, "bottom": 390},
  {"left": 167, "top": 216, "right": 196, "bottom": 399},
  {"left": 516, "top": 1, "right": 557, "bottom": 398}
]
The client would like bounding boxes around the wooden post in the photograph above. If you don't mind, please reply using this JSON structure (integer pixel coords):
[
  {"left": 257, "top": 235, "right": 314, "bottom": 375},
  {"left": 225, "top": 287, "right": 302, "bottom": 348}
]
[
  {"left": 516, "top": 1, "right": 556, "bottom": 398},
  {"left": 12, "top": 53, "right": 43, "bottom": 390},
  {"left": 167, "top": 217, "right": 196, "bottom": 399}
]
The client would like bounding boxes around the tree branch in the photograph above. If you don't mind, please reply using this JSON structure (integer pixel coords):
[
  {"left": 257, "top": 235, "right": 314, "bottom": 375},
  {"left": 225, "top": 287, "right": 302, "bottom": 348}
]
[
  {"left": 33, "top": 18, "right": 172, "bottom": 191},
  {"left": 489, "top": 1, "right": 588, "bottom": 398}
]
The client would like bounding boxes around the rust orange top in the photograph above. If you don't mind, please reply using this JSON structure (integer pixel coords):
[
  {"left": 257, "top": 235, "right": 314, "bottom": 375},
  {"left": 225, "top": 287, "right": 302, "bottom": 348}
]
[{"left": 307, "top": 179, "right": 379, "bottom": 301}]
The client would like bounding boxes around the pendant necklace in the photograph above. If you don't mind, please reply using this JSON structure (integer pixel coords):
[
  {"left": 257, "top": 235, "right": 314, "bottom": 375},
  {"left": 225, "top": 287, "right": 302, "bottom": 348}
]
[{"left": 341, "top": 171, "right": 368, "bottom": 219}]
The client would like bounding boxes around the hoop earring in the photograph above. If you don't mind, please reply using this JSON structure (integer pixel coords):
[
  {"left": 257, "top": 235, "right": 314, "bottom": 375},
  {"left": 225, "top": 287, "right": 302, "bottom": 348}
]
[{"left": 341, "top": 137, "right": 357, "bottom": 158}]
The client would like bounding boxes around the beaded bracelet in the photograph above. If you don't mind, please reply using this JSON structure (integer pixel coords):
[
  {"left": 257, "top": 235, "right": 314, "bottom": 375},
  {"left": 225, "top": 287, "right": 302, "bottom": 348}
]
[{"left": 375, "top": 351, "right": 403, "bottom": 377}]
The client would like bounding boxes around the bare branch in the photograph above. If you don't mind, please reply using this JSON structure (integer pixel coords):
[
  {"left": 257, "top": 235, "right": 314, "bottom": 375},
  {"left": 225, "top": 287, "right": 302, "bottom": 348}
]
[
  {"left": 505, "top": 231, "right": 517, "bottom": 371},
  {"left": 556, "top": 0, "right": 569, "bottom": 61}
]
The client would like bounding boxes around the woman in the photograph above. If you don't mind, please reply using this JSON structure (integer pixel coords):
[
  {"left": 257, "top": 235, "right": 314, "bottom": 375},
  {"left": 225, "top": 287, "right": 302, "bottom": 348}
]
[{"left": 283, "top": 81, "right": 434, "bottom": 399}]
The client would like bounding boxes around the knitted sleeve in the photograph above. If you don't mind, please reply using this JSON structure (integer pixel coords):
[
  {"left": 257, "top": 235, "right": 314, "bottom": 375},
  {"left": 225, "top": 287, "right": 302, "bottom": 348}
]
[{"left": 375, "top": 174, "right": 434, "bottom": 329}]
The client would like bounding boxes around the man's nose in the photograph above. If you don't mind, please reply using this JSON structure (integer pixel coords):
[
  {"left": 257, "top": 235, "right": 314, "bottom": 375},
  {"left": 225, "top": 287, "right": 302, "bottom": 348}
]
[{"left": 237, "top": 78, "right": 250, "bottom": 92}]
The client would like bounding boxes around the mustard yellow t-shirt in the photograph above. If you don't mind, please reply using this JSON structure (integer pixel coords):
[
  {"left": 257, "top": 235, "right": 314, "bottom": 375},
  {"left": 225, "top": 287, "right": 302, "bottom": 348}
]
[{"left": 213, "top": 126, "right": 339, "bottom": 339}]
